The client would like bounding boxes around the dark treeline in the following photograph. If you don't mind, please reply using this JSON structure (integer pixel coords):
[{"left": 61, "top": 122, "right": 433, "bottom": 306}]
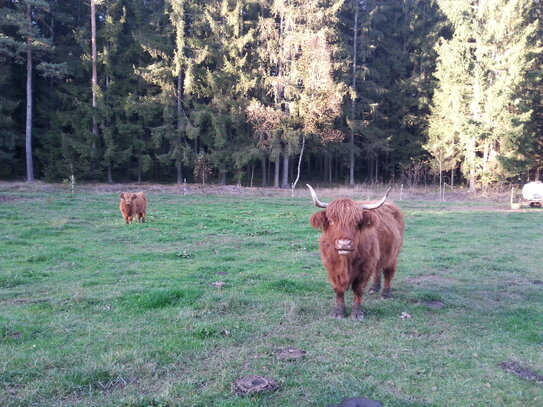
[{"left": 1, "top": 0, "right": 542, "bottom": 191}]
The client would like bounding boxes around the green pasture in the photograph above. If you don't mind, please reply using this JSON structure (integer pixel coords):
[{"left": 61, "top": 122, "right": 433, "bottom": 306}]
[{"left": 0, "top": 189, "right": 542, "bottom": 407}]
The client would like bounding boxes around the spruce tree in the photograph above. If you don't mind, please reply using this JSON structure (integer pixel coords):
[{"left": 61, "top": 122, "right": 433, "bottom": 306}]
[
  {"left": 428, "top": 0, "right": 541, "bottom": 192},
  {"left": 0, "top": 0, "right": 62, "bottom": 181},
  {"left": 199, "top": 0, "right": 259, "bottom": 185},
  {"left": 254, "top": 0, "right": 343, "bottom": 187}
]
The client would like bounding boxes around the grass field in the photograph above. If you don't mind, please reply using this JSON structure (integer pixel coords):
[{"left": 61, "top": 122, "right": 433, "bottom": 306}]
[{"left": 1, "top": 186, "right": 542, "bottom": 407}]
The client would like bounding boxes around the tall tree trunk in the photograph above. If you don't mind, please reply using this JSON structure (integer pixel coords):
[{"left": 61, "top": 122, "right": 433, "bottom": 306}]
[
  {"left": 137, "top": 155, "right": 142, "bottom": 183},
  {"left": 25, "top": 4, "right": 34, "bottom": 182},
  {"left": 323, "top": 154, "right": 328, "bottom": 183},
  {"left": 105, "top": 73, "right": 113, "bottom": 184},
  {"left": 325, "top": 154, "right": 332, "bottom": 184},
  {"left": 274, "top": 157, "right": 280, "bottom": 187},
  {"left": 267, "top": 156, "right": 271, "bottom": 186},
  {"left": 176, "top": 70, "right": 183, "bottom": 183},
  {"left": 482, "top": 141, "right": 490, "bottom": 194},
  {"left": 439, "top": 159, "right": 443, "bottom": 201},
  {"left": 349, "top": 0, "right": 359, "bottom": 187},
  {"left": 90, "top": 0, "right": 98, "bottom": 161},
  {"left": 219, "top": 164, "right": 226, "bottom": 185},
  {"left": 468, "top": 137, "right": 477, "bottom": 194},
  {"left": 328, "top": 155, "right": 332, "bottom": 184},
  {"left": 374, "top": 152, "right": 379, "bottom": 183},
  {"left": 261, "top": 155, "right": 267, "bottom": 186},
  {"left": 291, "top": 136, "right": 305, "bottom": 192},
  {"left": 281, "top": 144, "right": 289, "bottom": 188}
]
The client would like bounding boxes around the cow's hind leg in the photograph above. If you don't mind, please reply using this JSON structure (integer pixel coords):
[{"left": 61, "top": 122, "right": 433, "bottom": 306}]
[
  {"left": 368, "top": 271, "right": 381, "bottom": 294},
  {"left": 381, "top": 264, "right": 397, "bottom": 299}
]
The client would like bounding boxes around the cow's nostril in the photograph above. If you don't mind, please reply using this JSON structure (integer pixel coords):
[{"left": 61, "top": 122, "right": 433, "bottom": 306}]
[{"left": 337, "top": 239, "right": 352, "bottom": 249}]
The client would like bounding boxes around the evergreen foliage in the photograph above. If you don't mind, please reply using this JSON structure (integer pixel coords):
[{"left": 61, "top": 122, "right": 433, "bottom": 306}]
[
  {"left": 0, "top": 0, "right": 540, "bottom": 190},
  {"left": 428, "top": 0, "right": 542, "bottom": 192}
]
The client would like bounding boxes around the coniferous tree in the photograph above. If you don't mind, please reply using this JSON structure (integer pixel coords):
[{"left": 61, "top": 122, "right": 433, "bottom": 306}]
[
  {"left": 428, "top": 0, "right": 541, "bottom": 192},
  {"left": 0, "top": 63, "right": 18, "bottom": 176},
  {"left": 531, "top": 1, "right": 543, "bottom": 181},
  {"left": 0, "top": 0, "right": 68, "bottom": 181},
  {"left": 0, "top": 0, "right": 540, "bottom": 188},
  {"left": 254, "top": 0, "right": 343, "bottom": 188},
  {"left": 169, "top": 0, "right": 189, "bottom": 183},
  {"left": 200, "top": 0, "right": 259, "bottom": 185},
  {"left": 135, "top": 0, "right": 180, "bottom": 181}
]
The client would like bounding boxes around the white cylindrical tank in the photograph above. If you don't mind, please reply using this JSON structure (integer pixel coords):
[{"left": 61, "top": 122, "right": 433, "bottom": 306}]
[{"left": 522, "top": 181, "right": 543, "bottom": 200}]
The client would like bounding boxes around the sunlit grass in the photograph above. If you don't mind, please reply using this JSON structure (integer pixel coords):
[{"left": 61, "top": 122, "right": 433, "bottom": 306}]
[{"left": 0, "top": 189, "right": 542, "bottom": 406}]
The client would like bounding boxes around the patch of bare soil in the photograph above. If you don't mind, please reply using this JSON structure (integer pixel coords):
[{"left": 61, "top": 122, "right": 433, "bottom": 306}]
[
  {"left": 0, "top": 181, "right": 294, "bottom": 197},
  {"left": 0, "top": 194, "right": 40, "bottom": 203},
  {"left": 0, "top": 181, "right": 533, "bottom": 209},
  {"left": 0, "top": 181, "right": 509, "bottom": 202},
  {"left": 499, "top": 361, "right": 543, "bottom": 385},
  {"left": 232, "top": 375, "right": 280, "bottom": 396},
  {"left": 327, "top": 397, "right": 383, "bottom": 407},
  {"left": 5, "top": 298, "right": 49, "bottom": 305},
  {"left": 404, "top": 274, "right": 459, "bottom": 286},
  {"left": 274, "top": 347, "right": 306, "bottom": 361},
  {"left": 420, "top": 300, "right": 445, "bottom": 309}
]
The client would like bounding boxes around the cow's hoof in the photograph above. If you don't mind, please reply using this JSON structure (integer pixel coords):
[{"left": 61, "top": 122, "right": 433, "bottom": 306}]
[
  {"left": 351, "top": 306, "right": 364, "bottom": 321},
  {"left": 381, "top": 288, "right": 392, "bottom": 299},
  {"left": 333, "top": 305, "right": 346, "bottom": 319},
  {"left": 368, "top": 285, "right": 380, "bottom": 294}
]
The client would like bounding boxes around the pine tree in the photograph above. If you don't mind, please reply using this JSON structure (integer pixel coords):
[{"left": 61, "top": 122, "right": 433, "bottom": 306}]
[
  {"left": 254, "top": 0, "right": 344, "bottom": 188},
  {"left": 0, "top": 0, "right": 64, "bottom": 181},
  {"left": 135, "top": 0, "right": 182, "bottom": 182},
  {"left": 428, "top": 0, "right": 542, "bottom": 192},
  {"left": 96, "top": 0, "right": 156, "bottom": 183},
  {"left": 351, "top": 0, "right": 442, "bottom": 184},
  {"left": 199, "top": 0, "right": 260, "bottom": 185},
  {"left": 531, "top": 1, "right": 543, "bottom": 181},
  {"left": 0, "top": 45, "right": 19, "bottom": 176}
]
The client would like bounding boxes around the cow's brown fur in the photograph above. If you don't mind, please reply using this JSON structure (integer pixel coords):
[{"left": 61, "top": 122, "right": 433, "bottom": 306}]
[
  {"left": 119, "top": 192, "right": 147, "bottom": 224},
  {"left": 310, "top": 198, "right": 404, "bottom": 320}
]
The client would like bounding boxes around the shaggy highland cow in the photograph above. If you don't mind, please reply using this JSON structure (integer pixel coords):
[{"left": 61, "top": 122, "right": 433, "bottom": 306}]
[
  {"left": 307, "top": 185, "right": 404, "bottom": 320},
  {"left": 119, "top": 192, "right": 147, "bottom": 224}
]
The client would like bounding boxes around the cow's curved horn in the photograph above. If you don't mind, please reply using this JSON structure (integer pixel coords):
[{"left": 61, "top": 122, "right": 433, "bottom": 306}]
[
  {"left": 307, "top": 184, "right": 328, "bottom": 208},
  {"left": 361, "top": 187, "right": 392, "bottom": 210}
]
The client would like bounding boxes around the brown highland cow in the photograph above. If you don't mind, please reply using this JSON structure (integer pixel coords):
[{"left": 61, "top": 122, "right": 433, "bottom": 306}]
[
  {"left": 307, "top": 185, "right": 404, "bottom": 320},
  {"left": 119, "top": 192, "right": 147, "bottom": 224}
]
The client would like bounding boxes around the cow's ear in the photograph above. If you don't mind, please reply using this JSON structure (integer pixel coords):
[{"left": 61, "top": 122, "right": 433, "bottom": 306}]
[
  {"left": 120, "top": 193, "right": 124, "bottom": 198},
  {"left": 310, "top": 211, "right": 328, "bottom": 230},
  {"left": 358, "top": 210, "right": 377, "bottom": 229}
]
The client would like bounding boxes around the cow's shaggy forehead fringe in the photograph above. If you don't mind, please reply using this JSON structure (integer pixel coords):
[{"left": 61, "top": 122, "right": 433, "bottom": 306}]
[{"left": 326, "top": 199, "right": 363, "bottom": 225}]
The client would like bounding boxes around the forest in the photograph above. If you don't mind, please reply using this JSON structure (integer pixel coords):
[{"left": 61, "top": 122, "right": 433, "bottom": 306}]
[{"left": 0, "top": 0, "right": 542, "bottom": 192}]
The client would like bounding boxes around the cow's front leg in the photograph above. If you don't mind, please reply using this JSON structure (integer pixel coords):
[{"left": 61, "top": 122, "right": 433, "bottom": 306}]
[
  {"left": 351, "top": 278, "right": 369, "bottom": 321},
  {"left": 333, "top": 290, "right": 346, "bottom": 319}
]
